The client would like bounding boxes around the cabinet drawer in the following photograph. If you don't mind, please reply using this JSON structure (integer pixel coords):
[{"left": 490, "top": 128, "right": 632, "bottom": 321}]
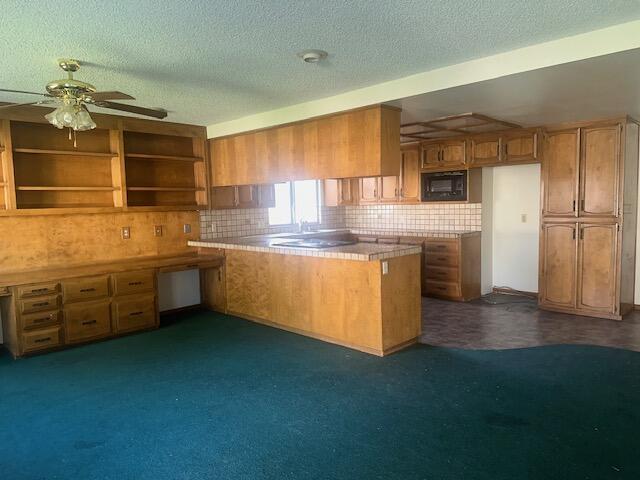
[
  {"left": 425, "top": 252, "right": 459, "bottom": 267},
  {"left": 21, "top": 310, "right": 61, "bottom": 330},
  {"left": 425, "top": 265, "right": 459, "bottom": 282},
  {"left": 425, "top": 280, "right": 461, "bottom": 298},
  {"left": 22, "top": 326, "right": 62, "bottom": 353},
  {"left": 17, "top": 282, "right": 59, "bottom": 298},
  {"left": 63, "top": 276, "right": 110, "bottom": 303},
  {"left": 424, "top": 240, "right": 459, "bottom": 254},
  {"left": 20, "top": 295, "right": 59, "bottom": 314},
  {"left": 113, "top": 294, "right": 157, "bottom": 333},
  {"left": 112, "top": 271, "right": 155, "bottom": 296},
  {"left": 64, "top": 300, "right": 112, "bottom": 343}
]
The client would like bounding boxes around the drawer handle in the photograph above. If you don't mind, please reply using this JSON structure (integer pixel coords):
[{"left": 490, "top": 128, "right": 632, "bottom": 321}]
[
  {"left": 81, "top": 319, "right": 97, "bottom": 326},
  {"left": 435, "top": 245, "right": 447, "bottom": 249},
  {"left": 129, "top": 311, "right": 144, "bottom": 316},
  {"left": 32, "top": 301, "right": 51, "bottom": 308},
  {"left": 31, "top": 287, "right": 51, "bottom": 294},
  {"left": 79, "top": 288, "right": 96, "bottom": 293},
  {"left": 437, "top": 257, "right": 447, "bottom": 261},
  {"left": 33, "top": 314, "right": 53, "bottom": 323},
  {"left": 436, "top": 286, "right": 447, "bottom": 291},
  {"left": 128, "top": 281, "right": 144, "bottom": 286},
  {"left": 34, "top": 337, "right": 52, "bottom": 343}
]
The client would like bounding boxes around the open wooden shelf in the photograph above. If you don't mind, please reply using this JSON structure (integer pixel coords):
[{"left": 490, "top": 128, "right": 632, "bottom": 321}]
[
  {"left": 13, "top": 148, "right": 118, "bottom": 157},
  {"left": 126, "top": 186, "right": 204, "bottom": 192},
  {"left": 125, "top": 153, "right": 203, "bottom": 162},
  {"left": 16, "top": 186, "right": 118, "bottom": 191}
]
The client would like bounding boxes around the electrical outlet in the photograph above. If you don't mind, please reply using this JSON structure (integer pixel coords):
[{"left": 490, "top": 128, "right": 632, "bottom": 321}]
[
  {"left": 121, "top": 226, "right": 131, "bottom": 240},
  {"left": 183, "top": 224, "right": 191, "bottom": 234},
  {"left": 521, "top": 214, "right": 527, "bottom": 223},
  {"left": 382, "top": 261, "right": 389, "bottom": 275},
  {"left": 154, "top": 225, "right": 163, "bottom": 237}
]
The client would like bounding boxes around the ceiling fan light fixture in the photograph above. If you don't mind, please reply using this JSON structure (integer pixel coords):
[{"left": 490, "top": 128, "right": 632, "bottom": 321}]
[{"left": 45, "top": 101, "right": 96, "bottom": 131}]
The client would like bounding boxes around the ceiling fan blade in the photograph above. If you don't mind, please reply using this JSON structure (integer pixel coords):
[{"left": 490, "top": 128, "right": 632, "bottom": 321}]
[
  {"left": 84, "top": 91, "right": 135, "bottom": 101},
  {"left": 93, "top": 101, "right": 167, "bottom": 119},
  {"left": 0, "top": 100, "right": 55, "bottom": 110},
  {"left": 0, "top": 88, "right": 51, "bottom": 97}
]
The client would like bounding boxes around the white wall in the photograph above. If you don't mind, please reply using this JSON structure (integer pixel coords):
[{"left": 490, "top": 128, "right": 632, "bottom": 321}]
[
  {"left": 488, "top": 164, "right": 541, "bottom": 293},
  {"left": 157, "top": 270, "right": 201, "bottom": 312}
]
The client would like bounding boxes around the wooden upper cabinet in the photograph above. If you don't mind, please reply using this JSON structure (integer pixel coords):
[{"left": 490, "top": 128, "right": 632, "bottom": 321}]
[
  {"left": 421, "top": 143, "right": 441, "bottom": 169},
  {"left": 379, "top": 176, "right": 399, "bottom": 202},
  {"left": 580, "top": 125, "right": 620, "bottom": 218},
  {"left": 257, "top": 184, "right": 276, "bottom": 208},
  {"left": 540, "top": 223, "right": 577, "bottom": 309},
  {"left": 209, "top": 105, "right": 401, "bottom": 186},
  {"left": 400, "top": 147, "right": 420, "bottom": 201},
  {"left": 211, "top": 186, "right": 237, "bottom": 209},
  {"left": 440, "top": 140, "right": 466, "bottom": 168},
  {"left": 469, "top": 136, "right": 501, "bottom": 167},
  {"left": 577, "top": 223, "right": 618, "bottom": 314},
  {"left": 339, "top": 178, "right": 359, "bottom": 205},
  {"left": 359, "top": 177, "right": 378, "bottom": 204},
  {"left": 503, "top": 131, "right": 538, "bottom": 163},
  {"left": 236, "top": 185, "right": 258, "bottom": 208},
  {"left": 542, "top": 129, "right": 579, "bottom": 217}
]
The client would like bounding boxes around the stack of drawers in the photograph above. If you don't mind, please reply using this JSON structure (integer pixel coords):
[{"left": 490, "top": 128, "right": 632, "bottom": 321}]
[
  {"left": 11, "top": 270, "right": 157, "bottom": 356},
  {"left": 423, "top": 235, "right": 480, "bottom": 301}
]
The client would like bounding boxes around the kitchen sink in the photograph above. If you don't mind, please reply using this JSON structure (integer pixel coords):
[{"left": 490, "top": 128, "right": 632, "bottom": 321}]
[{"left": 274, "top": 239, "right": 356, "bottom": 249}]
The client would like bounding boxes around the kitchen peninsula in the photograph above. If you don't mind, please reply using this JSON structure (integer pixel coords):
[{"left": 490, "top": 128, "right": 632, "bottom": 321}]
[{"left": 190, "top": 232, "right": 422, "bottom": 356}]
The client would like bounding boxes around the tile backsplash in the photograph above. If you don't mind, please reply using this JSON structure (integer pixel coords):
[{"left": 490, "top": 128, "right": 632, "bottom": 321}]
[
  {"left": 344, "top": 203, "right": 481, "bottom": 232},
  {"left": 199, "top": 203, "right": 480, "bottom": 239}
]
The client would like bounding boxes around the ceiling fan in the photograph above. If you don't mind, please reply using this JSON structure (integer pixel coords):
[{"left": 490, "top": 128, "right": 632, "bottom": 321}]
[{"left": 0, "top": 58, "right": 168, "bottom": 136}]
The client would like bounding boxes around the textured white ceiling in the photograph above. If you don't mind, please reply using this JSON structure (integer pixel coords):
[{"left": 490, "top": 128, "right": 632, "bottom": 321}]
[{"left": 1, "top": 0, "right": 639, "bottom": 126}]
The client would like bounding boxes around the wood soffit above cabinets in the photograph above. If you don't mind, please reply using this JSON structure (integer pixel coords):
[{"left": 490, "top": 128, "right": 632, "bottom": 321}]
[{"left": 400, "top": 112, "right": 521, "bottom": 143}]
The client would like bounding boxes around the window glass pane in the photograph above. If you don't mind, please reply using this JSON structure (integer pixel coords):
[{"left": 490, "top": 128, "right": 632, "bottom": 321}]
[
  {"left": 293, "top": 180, "right": 319, "bottom": 224},
  {"left": 268, "top": 182, "right": 292, "bottom": 225}
]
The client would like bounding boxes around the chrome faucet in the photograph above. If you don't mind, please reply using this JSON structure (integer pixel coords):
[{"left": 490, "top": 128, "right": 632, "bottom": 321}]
[{"left": 298, "top": 220, "right": 310, "bottom": 233}]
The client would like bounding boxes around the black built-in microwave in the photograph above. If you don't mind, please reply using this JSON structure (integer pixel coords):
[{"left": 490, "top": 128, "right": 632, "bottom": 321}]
[{"left": 421, "top": 170, "right": 467, "bottom": 202}]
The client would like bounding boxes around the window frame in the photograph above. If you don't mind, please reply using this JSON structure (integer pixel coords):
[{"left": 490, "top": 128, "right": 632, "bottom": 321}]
[{"left": 268, "top": 180, "right": 322, "bottom": 227}]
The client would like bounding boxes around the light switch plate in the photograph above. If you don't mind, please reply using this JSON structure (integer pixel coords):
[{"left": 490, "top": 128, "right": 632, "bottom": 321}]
[
  {"left": 183, "top": 224, "right": 191, "bottom": 234},
  {"left": 121, "top": 226, "right": 131, "bottom": 240},
  {"left": 154, "top": 225, "right": 163, "bottom": 237},
  {"left": 382, "top": 261, "right": 389, "bottom": 275},
  {"left": 521, "top": 214, "right": 527, "bottom": 223}
]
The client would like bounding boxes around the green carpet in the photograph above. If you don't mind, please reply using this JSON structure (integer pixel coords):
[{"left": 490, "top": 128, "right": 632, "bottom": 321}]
[{"left": 1, "top": 311, "right": 639, "bottom": 479}]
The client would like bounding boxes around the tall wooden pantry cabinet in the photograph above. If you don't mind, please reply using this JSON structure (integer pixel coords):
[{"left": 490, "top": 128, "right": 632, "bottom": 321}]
[{"left": 539, "top": 118, "right": 639, "bottom": 320}]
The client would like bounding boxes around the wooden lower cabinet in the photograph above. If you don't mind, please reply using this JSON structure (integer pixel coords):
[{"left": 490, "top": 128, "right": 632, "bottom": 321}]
[
  {"left": 65, "top": 299, "right": 112, "bottom": 343},
  {"left": 422, "top": 235, "right": 481, "bottom": 301},
  {"left": 113, "top": 294, "right": 157, "bottom": 333},
  {"left": 539, "top": 222, "right": 623, "bottom": 319}
]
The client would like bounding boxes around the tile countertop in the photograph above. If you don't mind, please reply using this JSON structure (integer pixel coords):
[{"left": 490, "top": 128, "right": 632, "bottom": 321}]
[
  {"left": 349, "top": 229, "right": 480, "bottom": 239},
  {"left": 188, "top": 237, "right": 422, "bottom": 262}
]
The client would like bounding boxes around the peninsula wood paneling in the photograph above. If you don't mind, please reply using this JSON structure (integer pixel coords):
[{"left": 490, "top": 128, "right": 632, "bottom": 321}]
[
  {"left": 224, "top": 249, "right": 421, "bottom": 355},
  {"left": 210, "top": 105, "right": 401, "bottom": 186},
  {"left": 0, "top": 210, "right": 199, "bottom": 272}
]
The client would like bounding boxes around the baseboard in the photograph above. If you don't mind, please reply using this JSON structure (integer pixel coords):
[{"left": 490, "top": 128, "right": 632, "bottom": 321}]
[
  {"left": 159, "top": 304, "right": 204, "bottom": 316},
  {"left": 492, "top": 287, "right": 538, "bottom": 298}
]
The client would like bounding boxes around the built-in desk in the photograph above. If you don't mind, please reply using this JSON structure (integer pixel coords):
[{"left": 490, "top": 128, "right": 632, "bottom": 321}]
[{"left": 0, "top": 253, "right": 224, "bottom": 358}]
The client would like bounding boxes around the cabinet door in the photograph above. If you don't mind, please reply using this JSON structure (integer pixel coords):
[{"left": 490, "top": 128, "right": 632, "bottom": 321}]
[
  {"left": 580, "top": 125, "right": 620, "bottom": 218},
  {"left": 440, "top": 140, "right": 466, "bottom": 167},
  {"left": 339, "top": 178, "right": 358, "bottom": 205},
  {"left": 400, "top": 148, "right": 420, "bottom": 201},
  {"left": 202, "top": 266, "right": 226, "bottom": 313},
  {"left": 540, "top": 223, "right": 577, "bottom": 309},
  {"left": 257, "top": 184, "right": 276, "bottom": 208},
  {"left": 542, "top": 130, "right": 579, "bottom": 217},
  {"left": 469, "top": 136, "right": 501, "bottom": 167},
  {"left": 236, "top": 185, "right": 258, "bottom": 208},
  {"left": 421, "top": 144, "right": 441, "bottom": 169},
  {"left": 577, "top": 223, "right": 618, "bottom": 314},
  {"left": 211, "top": 186, "right": 237, "bottom": 209},
  {"left": 503, "top": 131, "right": 538, "bottom": 163},
  {"left": 359, "top": 177, "right": 378, "bottom": 203},
  {"left": 379, "top": 176, "right": 399, "bottom": 203}
]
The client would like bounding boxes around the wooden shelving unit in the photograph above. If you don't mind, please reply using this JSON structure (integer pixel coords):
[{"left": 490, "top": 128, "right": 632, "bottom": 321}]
[
  {"left": 11, "top": 122, "right": 122, "bottom": 210},
  {"left": 0, "top": 111, "right": 208, "bottom": 214},
  {"left": 123, "top": 131, "right": 208, "bottom": 208}
]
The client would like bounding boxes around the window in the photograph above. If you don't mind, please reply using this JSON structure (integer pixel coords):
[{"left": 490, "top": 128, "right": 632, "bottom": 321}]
[{"left": 268, "top": 180, "right": 320, "bottom": 226}]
